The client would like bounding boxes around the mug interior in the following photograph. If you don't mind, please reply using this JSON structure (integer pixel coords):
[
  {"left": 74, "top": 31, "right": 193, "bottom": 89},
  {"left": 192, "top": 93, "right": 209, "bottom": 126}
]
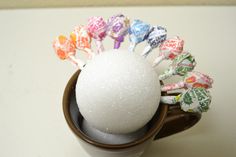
[{"left": 63, "top": 70, "right": 168, "bottom": 149}]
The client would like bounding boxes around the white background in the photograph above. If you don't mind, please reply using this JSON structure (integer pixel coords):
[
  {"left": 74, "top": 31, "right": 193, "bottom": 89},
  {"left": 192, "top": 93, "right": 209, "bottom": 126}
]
[{"left": 0, "top": 7, "right": 235, "bottom": 157}]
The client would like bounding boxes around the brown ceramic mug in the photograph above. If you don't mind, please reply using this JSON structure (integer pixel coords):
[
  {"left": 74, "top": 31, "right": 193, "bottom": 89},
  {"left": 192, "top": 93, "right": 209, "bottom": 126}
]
[{"left": 63, "top": 70, "right": 201, "bottom": 157}]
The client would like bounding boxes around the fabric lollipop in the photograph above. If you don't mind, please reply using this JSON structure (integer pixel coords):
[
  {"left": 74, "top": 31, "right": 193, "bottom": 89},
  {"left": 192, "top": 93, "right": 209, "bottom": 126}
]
[
  {"left": 159, "top": 52, "right": 196, "bottom": 80},
  {"left": 161, "top": 71, "right": 213, "bottom": 91},
  {"left": 70, "top": 25, "right": 94, "bottom": 59},
  {"left": 141, "top": 26, "right": 167, "bottom": 57},
  {"left": 87, "top": 16, "right": 107, "bottom": 53},
  {"left": 160, "top": 87, "right": 212, "bottom": 113},
  {"left": 52, "top": 35, "right": 85, "bottom": 69},
  {"left": 153, "top": 36, "right": 184, "bottom": 67},
  {"left": 107, "top": 14, "right": 130, "bottom": 49},
  {"left": 128, "top": 19, "right": 151, "bottom": 52}
]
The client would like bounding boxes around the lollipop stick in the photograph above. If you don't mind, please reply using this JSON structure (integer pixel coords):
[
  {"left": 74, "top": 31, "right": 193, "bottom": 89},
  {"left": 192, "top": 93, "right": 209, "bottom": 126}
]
[
  {"left": 84, "top": 48, "right": 95, "bottom": 59},
  {"left": 68, "top": 55, "right": 85, "bottom": 69},
  {"left": 141, "top": 45, "right": 152, "bottom": 57},
  {"left": 161, "top": 81, "right": 185, "bottom": 91},
  {"left": 95, "top": 40, "right": 104, "bottom": 53},
  {"left": 152, "top": 55, "right": 165, "bottom": 67},
  {"left": 128, "top": 43, "right": 136, "bottom": 52}
]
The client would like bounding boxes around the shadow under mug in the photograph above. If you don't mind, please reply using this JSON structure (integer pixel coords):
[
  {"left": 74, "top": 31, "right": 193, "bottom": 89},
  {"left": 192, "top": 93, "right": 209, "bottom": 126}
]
[{"left": 63, "top": 70, "right": 201, "bottom": 157}]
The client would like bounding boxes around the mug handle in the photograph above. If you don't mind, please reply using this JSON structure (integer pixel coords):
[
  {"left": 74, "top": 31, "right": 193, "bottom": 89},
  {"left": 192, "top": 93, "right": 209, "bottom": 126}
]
[{"left": 154, "top": 103, "right": 201, "bottom": 140}]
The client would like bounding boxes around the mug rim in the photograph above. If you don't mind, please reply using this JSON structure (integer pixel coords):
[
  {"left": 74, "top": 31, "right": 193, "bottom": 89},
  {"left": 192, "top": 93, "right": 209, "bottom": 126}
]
[{"left": 63, "top": 69, "right": 168, "bottom": 150}]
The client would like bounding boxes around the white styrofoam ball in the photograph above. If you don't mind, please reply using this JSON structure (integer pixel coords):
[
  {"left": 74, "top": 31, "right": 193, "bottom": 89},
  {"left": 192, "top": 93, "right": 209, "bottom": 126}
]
[
  {"left": 82, "top": 119, "right": 147, "bottom": 144},
  {"left": 76, "top": 49, "right": 161, "bottom": 134}
]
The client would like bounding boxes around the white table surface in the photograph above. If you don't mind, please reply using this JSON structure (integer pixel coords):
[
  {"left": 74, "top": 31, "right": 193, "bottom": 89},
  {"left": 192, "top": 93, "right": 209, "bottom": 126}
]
[{"left": 0, "top": 7, "right": 236, "bottom": 157}]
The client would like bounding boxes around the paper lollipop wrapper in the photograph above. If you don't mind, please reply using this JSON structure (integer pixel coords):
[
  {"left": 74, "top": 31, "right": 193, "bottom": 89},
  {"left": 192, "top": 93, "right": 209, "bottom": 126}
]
[
  {"left": 161, "top": 71, "right": 213, "bottom": 91},
  {"left": 174, "top": 53, "right": 196, "bottom": 75},
  {"left": 161, "top": 81, "right": 185, "bottom": 91},
  {"left": 70, "top": 26, "right": 94, "bottom": 59},
  {"left": 141, "top": 26, "right": 167, "bottom": 57},
  {"left": 159, "top": 36, "right": 184, "bottom": 59},
  {"left": 160, "top": 94, "right": 181, "bottom": 104},
  {"left": 184, "top": 71, "right": 213, "bottom": 89},
  {"left": 159, "top": 67, "right": 176, "bottom": 80},
  {"left": 161, "top": 88, "right": 211, "bottom": 113},
  {"left": 153, "top": 36, "right": 184, "bottom": 67},
  {"left": 159, "top": 52, "right": 196, "bottom": 80},
  {"left": 52, "top": 35, "right": 85, "bottom": 68},
  {"left": 87, "top": 16, "right": 107, "bottom": 53},
  {"left": 114, "top": 36, "right": 124, "bottom": 49},
  {"left": 180, "top": 88, "right": 211, "bottom": 113},
  {"left": 53, "top": 35, "right": 76, "bottom": 59},
  {"left": 107, "top": 14, "right": 130, "bottom": 49},
  {"left": 128, "top": 19, "right": 151, "bottom": 52}
]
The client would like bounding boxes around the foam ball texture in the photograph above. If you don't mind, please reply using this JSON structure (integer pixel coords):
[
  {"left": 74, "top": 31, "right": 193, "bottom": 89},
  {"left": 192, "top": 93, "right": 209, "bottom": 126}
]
[
  {"left": 76, "top": 49, "right": 161, "bottom": 134},
  {"left": 82, "top": 119, "right": 148, "bottom": 144}
]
